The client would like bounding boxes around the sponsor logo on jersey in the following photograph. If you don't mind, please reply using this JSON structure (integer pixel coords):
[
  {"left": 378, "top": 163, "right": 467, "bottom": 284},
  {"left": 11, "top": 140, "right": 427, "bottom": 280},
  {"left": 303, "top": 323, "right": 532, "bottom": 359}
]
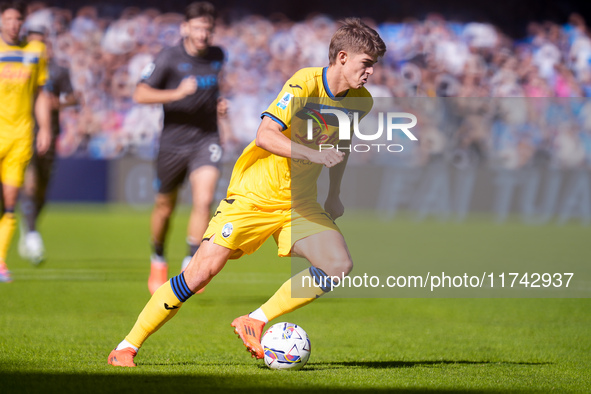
[
  {"left": 277, "top": 92, "right": 293, "bottom": 110},
  {"left": 0, "top": 64, "right": 32, "bottom": 81},
  {"left": 178, "top": 62, "right": 192, "bottom": 72},
  {"left": 222, "top": 223, "right": 233, "bottom": 238},
  {"left": 197, "top": 74, "right": 218, "bottom": 89}
]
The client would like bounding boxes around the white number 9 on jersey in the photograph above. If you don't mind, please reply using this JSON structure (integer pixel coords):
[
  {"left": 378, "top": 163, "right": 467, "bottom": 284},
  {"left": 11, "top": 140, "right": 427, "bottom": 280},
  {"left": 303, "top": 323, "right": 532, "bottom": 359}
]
[{"left": 209, "top": 144, "right": 222, "bottom": 163}]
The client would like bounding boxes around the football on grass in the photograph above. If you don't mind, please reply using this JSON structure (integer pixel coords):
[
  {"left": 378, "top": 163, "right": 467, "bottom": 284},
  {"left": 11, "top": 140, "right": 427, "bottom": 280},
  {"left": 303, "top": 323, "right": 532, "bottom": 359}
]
[{"left": 261, "top": 322, "right": 311, "bottom": 370}]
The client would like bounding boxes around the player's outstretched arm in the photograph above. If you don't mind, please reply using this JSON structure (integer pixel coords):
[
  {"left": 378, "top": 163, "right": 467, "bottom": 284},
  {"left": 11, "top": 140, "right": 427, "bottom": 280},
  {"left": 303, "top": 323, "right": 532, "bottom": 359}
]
[
  {"left": 34, "top": 90, "right": 52, "bottom": 155},
  {"left": 133, "top": 77, "right": 197, "bottom": 104},
  {"left": 255, "top": 116, "right": 345, "bottom": 168},
  {"left": 217, "top": 97, "right": 238, "bottom": 147}
]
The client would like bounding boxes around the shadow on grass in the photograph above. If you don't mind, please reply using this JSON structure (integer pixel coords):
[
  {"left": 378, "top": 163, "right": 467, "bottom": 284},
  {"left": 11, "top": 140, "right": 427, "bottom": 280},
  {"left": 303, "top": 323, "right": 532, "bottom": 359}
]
[
  {"left": 304, "top": 360, "right": 552, "bottom": 370},
  {"left": 143, "top": 359, "right": 550, "bottom": 369},
  {"left": 1, "top": 360, "right": 549, "bottom": 394}
]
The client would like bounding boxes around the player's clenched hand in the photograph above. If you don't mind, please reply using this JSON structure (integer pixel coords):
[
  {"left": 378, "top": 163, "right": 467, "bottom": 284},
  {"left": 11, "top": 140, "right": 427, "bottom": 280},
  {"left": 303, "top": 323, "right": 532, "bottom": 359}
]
[
  {"left": 310, "top": 148, "right": 345, "bottom": 168},
  {"left": 176, "top": 76, "right": 198, "bottom": 99},
  {"left": 36, "top": 126, "right": 52, "bottom": 156},
  {"left": 217, "top": 97, "right": 228, "bottom": 117},
  {"left": 324, "top": 195, "right": 344, "bottom": 220}
]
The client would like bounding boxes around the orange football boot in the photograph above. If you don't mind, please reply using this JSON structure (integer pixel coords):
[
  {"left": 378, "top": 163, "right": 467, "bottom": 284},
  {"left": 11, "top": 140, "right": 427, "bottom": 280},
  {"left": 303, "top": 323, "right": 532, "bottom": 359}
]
[
  {"left": 231, "top": 315, "right": 266, "bottom": 359},
  {"left": 108, "top": 347, "right": 137, "bottom": 367},
  {"left": 0, "top": 261, "right": 12, "bottom": 283},
  {"left": 148, "top": 261, "right": 168, "bottom": 295}
]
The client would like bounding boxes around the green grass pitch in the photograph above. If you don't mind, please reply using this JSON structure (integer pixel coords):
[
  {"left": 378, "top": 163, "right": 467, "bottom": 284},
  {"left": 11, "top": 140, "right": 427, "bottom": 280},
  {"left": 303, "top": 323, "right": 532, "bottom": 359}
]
[{"left": 0, "top": 205, "right": 589, "bottom": 393}]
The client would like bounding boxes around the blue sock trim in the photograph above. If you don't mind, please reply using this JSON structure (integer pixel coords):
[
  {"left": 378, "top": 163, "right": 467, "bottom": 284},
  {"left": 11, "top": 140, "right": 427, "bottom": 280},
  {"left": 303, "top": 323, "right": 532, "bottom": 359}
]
[
  {"left": 170, "top": 273, "right": 194, "bottom": 302},
  {"left": 4, "top": 208, "right": 15, "bottom": 214},
  {"left": 309, "top": 267, "right": 335, "bottom": 292}
]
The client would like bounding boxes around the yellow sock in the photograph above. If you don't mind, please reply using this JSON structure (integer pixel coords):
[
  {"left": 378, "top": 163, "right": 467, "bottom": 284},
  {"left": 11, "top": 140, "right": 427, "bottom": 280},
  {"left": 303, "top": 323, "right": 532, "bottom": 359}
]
[
  {"left": 261, "top": 268, "right": 327, "bottom": 322},
  {"left": 0, "top": 212, "right": 16, "bottom": 261},
  {"left": 125, "top": 274, "right": 193, "bottom": 348}
]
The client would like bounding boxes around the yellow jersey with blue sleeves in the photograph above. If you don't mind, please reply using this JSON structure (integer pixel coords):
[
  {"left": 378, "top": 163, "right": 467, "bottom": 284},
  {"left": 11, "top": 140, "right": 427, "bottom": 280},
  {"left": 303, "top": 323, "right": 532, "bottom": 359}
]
[
  {"left": 226, "top": 66, "right": 373, "bottom": 208},
  {"left": 0, "top": 38, "right": 48, "bottom": 141}
]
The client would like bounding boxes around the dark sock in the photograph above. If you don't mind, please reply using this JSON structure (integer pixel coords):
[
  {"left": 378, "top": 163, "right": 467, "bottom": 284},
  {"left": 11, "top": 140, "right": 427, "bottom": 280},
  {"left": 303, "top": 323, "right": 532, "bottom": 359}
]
[
  {"left": 187, "top": 242, "right": 200, "bottom": 257},
  {"left": 20, "top": 194, "right": 36, "bottom": 232},
  {"left": 152, "top": 242, "right": 165, "bottom": 258}
]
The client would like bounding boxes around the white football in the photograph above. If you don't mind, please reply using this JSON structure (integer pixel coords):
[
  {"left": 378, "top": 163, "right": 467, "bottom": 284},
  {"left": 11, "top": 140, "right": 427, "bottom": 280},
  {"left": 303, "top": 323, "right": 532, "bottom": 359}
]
[{"left": 261, "top": 322, "right": 311, "bottom": 370}]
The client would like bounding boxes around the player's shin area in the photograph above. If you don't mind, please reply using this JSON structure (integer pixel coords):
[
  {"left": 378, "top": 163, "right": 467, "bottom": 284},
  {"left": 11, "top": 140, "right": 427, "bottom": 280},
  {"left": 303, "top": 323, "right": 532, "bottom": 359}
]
[{"left": 182, "top": 237, "right": 231, "bottom": 292}]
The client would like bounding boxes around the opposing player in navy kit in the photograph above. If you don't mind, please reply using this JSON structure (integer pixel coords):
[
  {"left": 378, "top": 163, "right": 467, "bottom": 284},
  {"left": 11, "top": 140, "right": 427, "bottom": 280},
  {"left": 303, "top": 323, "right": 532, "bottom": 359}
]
[{"left": 133, "top": 2, "right": 230, "bottom": 294}]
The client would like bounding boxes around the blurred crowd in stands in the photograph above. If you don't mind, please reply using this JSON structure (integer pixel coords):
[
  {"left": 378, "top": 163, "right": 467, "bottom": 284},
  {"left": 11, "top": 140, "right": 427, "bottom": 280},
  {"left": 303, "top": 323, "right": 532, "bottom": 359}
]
[{"left": 17, "top": 3, "right": 591, "bottom": 170}]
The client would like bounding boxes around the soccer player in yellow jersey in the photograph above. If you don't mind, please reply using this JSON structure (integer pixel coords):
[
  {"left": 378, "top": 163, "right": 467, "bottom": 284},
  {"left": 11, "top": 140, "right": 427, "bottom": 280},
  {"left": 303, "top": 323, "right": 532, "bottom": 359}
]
[
  {"left": 108, "top": 18, "right": 386, "bottom": 367},
  {"left": 0, "top": 0, "right": 51, "bottom": 282}
]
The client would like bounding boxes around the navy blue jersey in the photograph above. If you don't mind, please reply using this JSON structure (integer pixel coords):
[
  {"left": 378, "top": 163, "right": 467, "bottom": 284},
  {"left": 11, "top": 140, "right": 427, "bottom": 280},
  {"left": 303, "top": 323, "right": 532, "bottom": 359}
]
[
  {"left": 141, "top": 43, "right": 224, "bottom": 152},
  {"left": 44, "top": 59, "right": 74, "bottom": 135}
]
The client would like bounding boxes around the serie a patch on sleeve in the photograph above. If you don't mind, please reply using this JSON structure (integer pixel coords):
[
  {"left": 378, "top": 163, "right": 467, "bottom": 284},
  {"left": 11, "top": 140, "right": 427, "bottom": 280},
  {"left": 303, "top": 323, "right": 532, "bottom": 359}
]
[
  {"left": 140, "top": 63, "right": 155, "bottom": 80},
  {"left": 277, "top": 92, "right": 294, "bottom": 110}
]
